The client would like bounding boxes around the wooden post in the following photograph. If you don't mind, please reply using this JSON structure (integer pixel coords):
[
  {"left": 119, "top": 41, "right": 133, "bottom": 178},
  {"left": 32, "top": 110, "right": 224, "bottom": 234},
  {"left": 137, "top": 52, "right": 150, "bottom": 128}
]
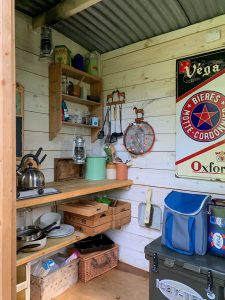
[{"left": 0, "top": 0, "right": 16, "bottom": 299}]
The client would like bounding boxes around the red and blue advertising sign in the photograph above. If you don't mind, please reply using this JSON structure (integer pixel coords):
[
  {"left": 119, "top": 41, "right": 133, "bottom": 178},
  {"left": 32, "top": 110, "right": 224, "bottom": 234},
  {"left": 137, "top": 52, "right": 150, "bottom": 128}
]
[{"left": 176, "top": 49, "right": 225, "bottom": 181}]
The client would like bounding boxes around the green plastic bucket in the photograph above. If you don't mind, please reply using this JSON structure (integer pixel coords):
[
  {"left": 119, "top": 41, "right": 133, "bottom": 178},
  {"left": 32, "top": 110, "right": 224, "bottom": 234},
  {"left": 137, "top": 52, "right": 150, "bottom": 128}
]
[{"left": 85, "top": 156, "right": 106, "bottom": 180}]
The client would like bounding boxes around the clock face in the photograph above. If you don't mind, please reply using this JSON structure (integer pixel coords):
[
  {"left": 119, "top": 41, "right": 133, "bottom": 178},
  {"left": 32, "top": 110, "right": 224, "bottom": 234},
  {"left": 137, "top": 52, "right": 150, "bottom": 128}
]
[{"left": 123, "top": 121, "right": 155, "bottom": 155}]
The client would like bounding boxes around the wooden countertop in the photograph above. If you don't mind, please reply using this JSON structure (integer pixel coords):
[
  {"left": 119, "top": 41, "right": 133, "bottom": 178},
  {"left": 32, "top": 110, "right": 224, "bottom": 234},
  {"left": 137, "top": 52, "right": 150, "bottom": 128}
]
[{"left": 16, "top": 179, "right": 133, "bottom": 209}]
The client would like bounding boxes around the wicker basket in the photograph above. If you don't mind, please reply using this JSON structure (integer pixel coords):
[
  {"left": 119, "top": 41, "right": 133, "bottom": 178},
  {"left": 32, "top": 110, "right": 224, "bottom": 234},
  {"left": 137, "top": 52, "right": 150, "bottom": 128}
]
[
  {"left": 79, "top": 244, "right": 119, "bottom": 282},
  {"left": 30, "top": 259, "right": 79, "bottom": 300}
]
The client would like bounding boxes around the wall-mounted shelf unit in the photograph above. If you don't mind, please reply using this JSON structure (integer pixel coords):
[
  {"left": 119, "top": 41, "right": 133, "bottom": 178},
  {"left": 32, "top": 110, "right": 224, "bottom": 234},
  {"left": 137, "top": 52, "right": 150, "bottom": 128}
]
[{"left": 49, "top": 63, "right": 103, "bottom": 142}]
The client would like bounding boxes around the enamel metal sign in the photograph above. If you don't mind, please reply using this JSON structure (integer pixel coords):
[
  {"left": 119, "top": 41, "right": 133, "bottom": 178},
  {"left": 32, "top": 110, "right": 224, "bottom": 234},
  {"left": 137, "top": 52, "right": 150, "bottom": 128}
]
[{"left": 176, "top": 49, "right": 225, "bottom": 181}]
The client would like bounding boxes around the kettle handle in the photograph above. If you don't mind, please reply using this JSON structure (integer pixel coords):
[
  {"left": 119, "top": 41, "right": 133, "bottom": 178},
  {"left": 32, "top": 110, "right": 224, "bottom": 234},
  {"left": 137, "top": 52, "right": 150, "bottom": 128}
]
[{"left": 20, "top": 154, "right": 39, "bottom": 169}]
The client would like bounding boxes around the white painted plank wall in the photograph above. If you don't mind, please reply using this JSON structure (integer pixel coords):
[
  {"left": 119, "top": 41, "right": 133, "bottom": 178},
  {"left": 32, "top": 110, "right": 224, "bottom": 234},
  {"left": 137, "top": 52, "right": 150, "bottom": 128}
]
[
  {"left": 100, "top": 17, "right": 225, "bottom": 270},
  {"left": 16, "top": 11, "right": 90, "bottom": 225}
]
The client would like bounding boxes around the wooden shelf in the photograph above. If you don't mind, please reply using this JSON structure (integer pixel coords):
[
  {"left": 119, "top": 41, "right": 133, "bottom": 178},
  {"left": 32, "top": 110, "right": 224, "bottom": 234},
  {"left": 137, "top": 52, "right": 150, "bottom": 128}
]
[
  {"left": 16, "top": 179, "right": 133, "bottom": 209},
  {"left": 62, "top": 94, "right": 101, "bottom": 106},
  {"left": 61, "top": 64, "right": 101, "bottom": 84},
  {"left": 49, "top": 63, "right": 103, "bottom": 142},
  {"left": 16, "top": 231, "right": 87, "bottom": 267},
  {"left": 62, "top": 121, "right": 101, "bottom": 129}
]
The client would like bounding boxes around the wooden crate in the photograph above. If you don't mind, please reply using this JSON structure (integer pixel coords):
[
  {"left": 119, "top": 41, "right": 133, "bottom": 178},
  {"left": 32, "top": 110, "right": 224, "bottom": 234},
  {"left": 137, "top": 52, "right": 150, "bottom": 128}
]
[
  {"left": 64, "top": 210, "right": 112, "bottom": 227},
  {"left": 79, "top": 244, "right": 119, "bottom": 282},
  {"left": 30, "top": 259, "right": 79, "bottom": 300},
  {"left": 109, "top": 200, "right": 131, "bottom": 229},
  {"left": 54, "top": 158, "right": 84, "bottom": 181},
  {"left": 64, "top": 212, "right": 112, "bottom": 236},
  {"left": 108, "top": 200, "right": 131, "bottom": 215},
  {"left": 58, "top": 200, "right": 109, "bottom": 217},
  {"left": 113, "top": 210, "right": 131, "bottom": 229}
]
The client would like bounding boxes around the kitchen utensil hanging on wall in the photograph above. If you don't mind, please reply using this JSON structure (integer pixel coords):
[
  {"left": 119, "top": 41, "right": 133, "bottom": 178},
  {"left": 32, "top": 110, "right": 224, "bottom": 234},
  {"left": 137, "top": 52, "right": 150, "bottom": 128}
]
[
  {"left": 105, "top": 106, "right": 112, "bottom": 144},
  {"left": 97, "top": 107, "right": 110, "bottom": 139},
  {"left": 123, "top": 107, "right": 155, "bottom": 155},
  {"left": 106, "top": 89, "right": 125, "bottom": 144},
  {"left": 117, "top": 104, "right": 123, "bottom": 137},
  {"left": 110, "top": 105, "right": 118, "bottom": 143}
]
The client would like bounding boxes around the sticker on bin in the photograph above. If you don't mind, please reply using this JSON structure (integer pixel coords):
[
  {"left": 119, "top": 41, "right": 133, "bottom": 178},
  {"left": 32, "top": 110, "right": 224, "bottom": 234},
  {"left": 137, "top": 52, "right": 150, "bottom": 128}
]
[
  {"left": 156, "top": 279, "right": 205, "bottom": 300},
  {"left": 209, "top": 232, "right": 225, "bottom": 250}
]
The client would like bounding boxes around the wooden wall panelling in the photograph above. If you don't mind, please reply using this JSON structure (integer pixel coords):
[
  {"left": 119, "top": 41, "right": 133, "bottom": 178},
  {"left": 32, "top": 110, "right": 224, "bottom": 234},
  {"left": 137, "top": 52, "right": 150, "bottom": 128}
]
[
  {"left": 49, "top": 63, "right": 62, "bottom": 140},
  {"left": 0, "top": 0, "right": 16, "bottom": 298},
  {"left": 103, "top": 60, "right": 174, "bottom": 91}
]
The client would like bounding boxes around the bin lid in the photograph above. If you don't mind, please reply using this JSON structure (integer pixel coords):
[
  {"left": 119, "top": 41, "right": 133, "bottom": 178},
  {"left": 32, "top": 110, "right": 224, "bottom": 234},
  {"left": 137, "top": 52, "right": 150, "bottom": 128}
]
[{"left": 145, "top": 237, "right": 225, "bottom": 281}]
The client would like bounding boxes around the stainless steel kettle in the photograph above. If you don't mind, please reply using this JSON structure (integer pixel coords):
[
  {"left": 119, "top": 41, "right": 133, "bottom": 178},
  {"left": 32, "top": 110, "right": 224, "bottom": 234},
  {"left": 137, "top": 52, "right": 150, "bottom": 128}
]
[{"left": 17, "top": 153, "right": 45, "bottom": 194}]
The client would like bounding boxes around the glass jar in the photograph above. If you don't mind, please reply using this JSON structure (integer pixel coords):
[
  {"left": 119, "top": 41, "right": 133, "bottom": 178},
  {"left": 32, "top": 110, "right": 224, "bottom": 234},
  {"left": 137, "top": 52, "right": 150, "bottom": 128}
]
[{"left": 17, "top": 208, "right": 33, "bottom": 227}]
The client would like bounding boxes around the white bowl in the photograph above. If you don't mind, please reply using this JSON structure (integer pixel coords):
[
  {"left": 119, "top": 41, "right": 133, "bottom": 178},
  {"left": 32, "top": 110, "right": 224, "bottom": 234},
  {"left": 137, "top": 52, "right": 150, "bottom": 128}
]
[{"left": 39, "top": 212, "right": 61, "bottom": 228}]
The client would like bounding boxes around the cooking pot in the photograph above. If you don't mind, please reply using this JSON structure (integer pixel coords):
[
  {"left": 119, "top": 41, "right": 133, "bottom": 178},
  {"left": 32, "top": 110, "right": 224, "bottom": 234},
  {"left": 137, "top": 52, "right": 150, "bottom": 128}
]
[
  {"left": 85, "top": 156, "right": 106, "bottom": 180},
  {"left": 17, "top": 153, "right": 45, "bottom": 193}
]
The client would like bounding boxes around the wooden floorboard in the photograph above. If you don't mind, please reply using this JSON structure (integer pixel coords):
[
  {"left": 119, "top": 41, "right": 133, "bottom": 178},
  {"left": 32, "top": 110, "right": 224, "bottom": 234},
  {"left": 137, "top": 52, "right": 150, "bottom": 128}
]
[{"left": 55, "top": 266, "right": 149, "bottom": 300}]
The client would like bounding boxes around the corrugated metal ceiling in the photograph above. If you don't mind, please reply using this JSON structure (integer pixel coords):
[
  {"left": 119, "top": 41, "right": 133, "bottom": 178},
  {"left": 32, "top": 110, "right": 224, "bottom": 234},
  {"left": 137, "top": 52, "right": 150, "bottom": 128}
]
[
  {"left": 15, "top": 0, "right": 61, "bottom": 17},
  {"left": 15, "top": 0, "right": 225, "bottom": 53}
]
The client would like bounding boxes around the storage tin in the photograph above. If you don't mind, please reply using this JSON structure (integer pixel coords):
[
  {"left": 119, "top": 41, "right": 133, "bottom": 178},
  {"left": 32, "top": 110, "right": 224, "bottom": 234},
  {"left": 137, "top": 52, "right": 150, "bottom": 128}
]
[
  {"left": 54, "top": 45, "right": 71, "bottom": 65},
  {"left": 85, "top": 156, "right": 106, "bottom": 180},
  {"left": 145, "top": 238, "right": 225, "bottom": 300}
]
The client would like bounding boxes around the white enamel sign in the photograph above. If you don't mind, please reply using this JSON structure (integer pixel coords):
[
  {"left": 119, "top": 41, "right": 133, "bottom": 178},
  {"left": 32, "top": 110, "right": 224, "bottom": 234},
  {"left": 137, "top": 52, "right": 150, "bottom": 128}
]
[{"left": 176, "top": 50, "right": 225, "bottom": 181}]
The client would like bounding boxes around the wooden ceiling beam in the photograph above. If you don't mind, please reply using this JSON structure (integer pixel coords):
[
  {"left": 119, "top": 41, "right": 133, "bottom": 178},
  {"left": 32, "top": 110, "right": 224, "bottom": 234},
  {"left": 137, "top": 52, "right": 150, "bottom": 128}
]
[{"left": 32, "top": 0, "right": 102, "bottom": 29}]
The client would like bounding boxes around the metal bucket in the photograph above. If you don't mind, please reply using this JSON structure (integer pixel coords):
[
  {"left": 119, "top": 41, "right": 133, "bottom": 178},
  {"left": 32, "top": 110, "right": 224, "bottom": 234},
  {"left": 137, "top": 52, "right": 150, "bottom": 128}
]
[{"left": 85, "top": 156, "right": 106, "bottom": 180}]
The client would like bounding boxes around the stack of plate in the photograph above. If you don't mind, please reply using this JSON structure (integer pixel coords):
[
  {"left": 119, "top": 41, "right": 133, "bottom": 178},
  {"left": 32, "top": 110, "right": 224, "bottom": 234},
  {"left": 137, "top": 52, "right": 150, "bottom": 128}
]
[{"left": 47, "top": 224, "right": 75, "bottom": 238}]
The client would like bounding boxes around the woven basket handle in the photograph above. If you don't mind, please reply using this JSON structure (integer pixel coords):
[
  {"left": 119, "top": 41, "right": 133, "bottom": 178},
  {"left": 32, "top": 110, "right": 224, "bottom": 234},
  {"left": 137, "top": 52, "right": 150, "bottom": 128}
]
[{"left": 91, "top": 254, "right": 111, "bottom": 269}]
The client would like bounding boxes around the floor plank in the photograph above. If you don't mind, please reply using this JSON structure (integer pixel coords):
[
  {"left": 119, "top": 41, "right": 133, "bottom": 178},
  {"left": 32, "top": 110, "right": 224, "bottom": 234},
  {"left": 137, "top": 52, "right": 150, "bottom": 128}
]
[{"left": 55, "top": 267, "right": 149, "bottom": 300}]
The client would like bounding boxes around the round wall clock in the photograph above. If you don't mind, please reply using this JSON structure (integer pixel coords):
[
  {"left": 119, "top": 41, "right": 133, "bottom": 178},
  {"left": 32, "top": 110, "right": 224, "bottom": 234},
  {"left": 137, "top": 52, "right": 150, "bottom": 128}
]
[{"left": 123, "top": 120, "right": 155, "bottom": 155}]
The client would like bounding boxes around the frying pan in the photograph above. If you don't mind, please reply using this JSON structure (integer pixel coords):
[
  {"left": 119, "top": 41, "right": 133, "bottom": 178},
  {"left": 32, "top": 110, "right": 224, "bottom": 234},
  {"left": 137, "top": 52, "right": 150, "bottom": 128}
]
[
  {"left": 17, "top": 226, "right": 60, "bottom": 253},
  {"left": 17, "top": 221, "right": 57, "bottom": 242}
]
